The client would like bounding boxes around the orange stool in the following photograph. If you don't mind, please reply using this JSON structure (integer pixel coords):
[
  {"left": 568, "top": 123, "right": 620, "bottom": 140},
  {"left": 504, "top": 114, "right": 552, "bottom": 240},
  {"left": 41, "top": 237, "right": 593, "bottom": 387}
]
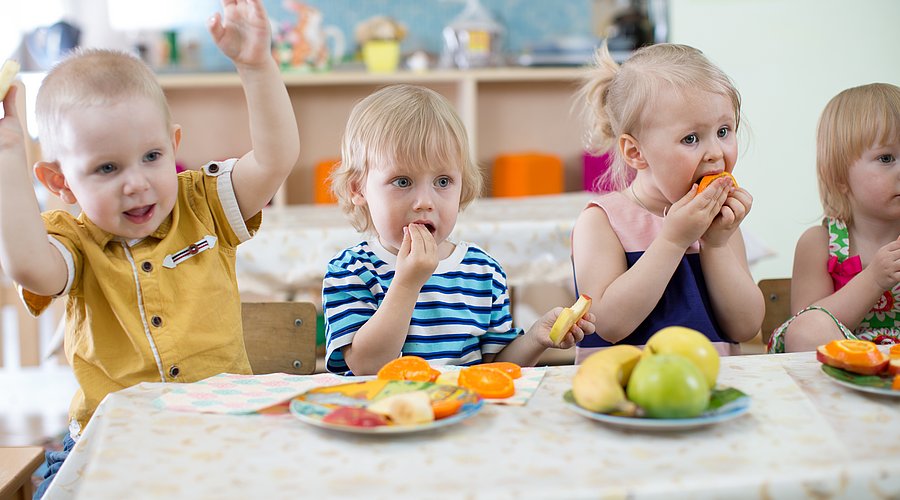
[
  {"left": 314, "top": 158, "right": 340, "bottom": 204},
  {"left": 492, "top": 153, "right": 563, "bottom": 197}
]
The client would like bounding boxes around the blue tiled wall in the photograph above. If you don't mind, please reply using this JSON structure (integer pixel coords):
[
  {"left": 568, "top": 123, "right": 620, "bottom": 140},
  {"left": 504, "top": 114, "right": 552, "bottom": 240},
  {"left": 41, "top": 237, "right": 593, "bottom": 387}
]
[{"left": 266, "top": 0, "right": 594, "bottom": 58}]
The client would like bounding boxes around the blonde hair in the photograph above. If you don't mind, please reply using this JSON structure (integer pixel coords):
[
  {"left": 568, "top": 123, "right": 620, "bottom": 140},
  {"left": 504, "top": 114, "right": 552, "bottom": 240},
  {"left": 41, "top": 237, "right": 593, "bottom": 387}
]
[
  {"left": 36, "top": 48, "right": 171, "bottom": 161},
  {"left": 817, "top": 83, "right": 900, "bottom": 225},
  {"left": 579, "top": 43, "right": 742, "bottom": 191},
  {"left": 331, "top": 84, "right": 483, "bottom": 233}
]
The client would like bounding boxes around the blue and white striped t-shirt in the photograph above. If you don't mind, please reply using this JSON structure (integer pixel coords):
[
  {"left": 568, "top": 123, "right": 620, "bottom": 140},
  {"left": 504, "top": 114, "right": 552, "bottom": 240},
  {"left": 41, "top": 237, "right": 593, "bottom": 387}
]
[{"left": 322, "top": 239, "right": 522, "bottom": 375}]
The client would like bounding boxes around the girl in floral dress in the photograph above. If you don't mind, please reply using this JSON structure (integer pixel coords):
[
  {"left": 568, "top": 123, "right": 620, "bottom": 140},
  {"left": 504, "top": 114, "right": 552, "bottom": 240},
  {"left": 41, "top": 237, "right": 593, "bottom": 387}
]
[{"left": 768, "top": 83, "right": 900, "bottom": 352}]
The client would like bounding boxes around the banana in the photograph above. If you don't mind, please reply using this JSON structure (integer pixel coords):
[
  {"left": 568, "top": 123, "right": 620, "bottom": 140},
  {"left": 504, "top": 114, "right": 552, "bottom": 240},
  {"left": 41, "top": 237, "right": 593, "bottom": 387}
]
[
  {"left": 579, "top": 345, "right": 643, "bottom": 386},
  {"left": 572, "top": 345, "right": 643, "bottom": 414},
  {"left": 0, "top": 59, "right": 20, "bottom": 100}
]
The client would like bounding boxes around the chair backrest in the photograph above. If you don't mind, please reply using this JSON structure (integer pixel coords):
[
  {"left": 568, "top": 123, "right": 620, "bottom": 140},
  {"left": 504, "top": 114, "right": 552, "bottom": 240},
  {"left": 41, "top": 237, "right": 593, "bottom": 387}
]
[
  {"left": 242, "top": 302, "right": 317, "bottom": 375},
  {"left": 759, "top": 278, "right": 791, "bottom": 345}
]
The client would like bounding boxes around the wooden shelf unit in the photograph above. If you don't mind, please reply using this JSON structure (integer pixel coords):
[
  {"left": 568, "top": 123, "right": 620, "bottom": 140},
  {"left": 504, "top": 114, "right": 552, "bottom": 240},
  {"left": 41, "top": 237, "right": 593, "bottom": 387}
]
[{"left": 159, "top": 67, "right": 589, "bottom": 205}]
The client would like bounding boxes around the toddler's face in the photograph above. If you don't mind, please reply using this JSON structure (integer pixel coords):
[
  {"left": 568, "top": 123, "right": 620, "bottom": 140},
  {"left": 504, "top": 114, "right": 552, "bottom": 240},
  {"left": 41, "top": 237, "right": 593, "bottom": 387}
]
[
  {"left": 846, "top": 140, "right": 900, "bottom": 220},
  {"left": 353, "top": 161, "right": 462, "bottom": 257},
  {"left": 54, "top": 97, "right": 179, "bottom": 239},
  {"left": 634, "top": 86, "right": 738, "bottom": 203}
]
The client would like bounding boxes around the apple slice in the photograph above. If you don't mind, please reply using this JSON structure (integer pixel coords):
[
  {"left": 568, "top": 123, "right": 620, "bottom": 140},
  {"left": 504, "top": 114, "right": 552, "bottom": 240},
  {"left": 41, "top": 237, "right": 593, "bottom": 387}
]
[
  {"left": 549, "top": 294, "right": 592, "bottom": 345},
  {"left": 0, "top": 59, "right": 20, "bottom": 100}
]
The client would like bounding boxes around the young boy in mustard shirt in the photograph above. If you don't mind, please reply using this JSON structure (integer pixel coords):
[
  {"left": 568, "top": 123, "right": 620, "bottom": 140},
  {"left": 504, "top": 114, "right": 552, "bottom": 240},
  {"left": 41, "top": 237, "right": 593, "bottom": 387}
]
[{"left": 0, "top": 1, "right": 299, "bottom": 496}]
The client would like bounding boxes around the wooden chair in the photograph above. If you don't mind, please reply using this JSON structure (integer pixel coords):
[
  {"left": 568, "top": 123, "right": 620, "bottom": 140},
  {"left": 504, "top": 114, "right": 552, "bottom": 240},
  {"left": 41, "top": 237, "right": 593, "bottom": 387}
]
[
  {"left": 759, "top": 278, "right": 792, "bottom": 345},
  {"left": 0, "top": 446, "right": 44, "bottom": 500},
  {"left": 242, "top": 302, "right": 317, "bottom": 375}
]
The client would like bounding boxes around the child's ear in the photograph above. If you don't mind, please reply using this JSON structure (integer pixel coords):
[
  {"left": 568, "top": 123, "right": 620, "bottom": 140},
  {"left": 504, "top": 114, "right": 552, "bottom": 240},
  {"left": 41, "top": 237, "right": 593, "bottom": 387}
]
[
  {"left": 349, "top": 178, "right": 367, "bottom": 206},
  {"left": 171, "top": 124, "right": 182, "bottom": 153},
  {"left": 34, "top": 161, "right": 77, "bottom": 204},
  {"left": 619, "top": 134, "right": 648, "bottom": 171}
]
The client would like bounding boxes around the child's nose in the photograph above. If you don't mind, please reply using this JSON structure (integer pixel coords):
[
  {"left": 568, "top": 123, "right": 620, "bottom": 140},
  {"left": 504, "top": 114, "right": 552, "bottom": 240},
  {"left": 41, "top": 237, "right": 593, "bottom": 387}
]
[
  {"left": 122, "top": 170, "right": 151, "bottom": 194},
  {"left": 704, "top": 145, "right": 724, "bottom": 162},
  {"left": 412, "top": 188, "right": 434, "bottom": 210}
]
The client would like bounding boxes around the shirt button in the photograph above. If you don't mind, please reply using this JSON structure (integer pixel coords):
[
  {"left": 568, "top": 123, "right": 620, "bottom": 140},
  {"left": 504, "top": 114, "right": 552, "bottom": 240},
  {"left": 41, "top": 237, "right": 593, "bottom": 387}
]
[
  {"left": 151, "top": 315, "right": 163, "bottom": 327},
  {"left": 208, "top": 163, "right": 219, "bottom": 173},
  {"left": 168, "top": 365, "right": 180, "bottom": 378},
  {"left": 141, "top": 261, "right": 153, "bottom": 272}
]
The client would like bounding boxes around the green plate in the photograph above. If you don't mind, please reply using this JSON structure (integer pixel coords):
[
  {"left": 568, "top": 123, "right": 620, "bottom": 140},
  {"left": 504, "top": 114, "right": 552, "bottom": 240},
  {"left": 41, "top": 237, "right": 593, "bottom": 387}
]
[{"left": 820, "top": 365, "right": 899, "bottom": 397}]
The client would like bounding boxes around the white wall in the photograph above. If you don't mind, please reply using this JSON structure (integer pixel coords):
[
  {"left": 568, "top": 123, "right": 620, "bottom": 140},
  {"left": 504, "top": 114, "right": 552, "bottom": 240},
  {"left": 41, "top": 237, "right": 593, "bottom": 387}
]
[{"left": 669, "top": 0, "right": 900, "bottom": 281}]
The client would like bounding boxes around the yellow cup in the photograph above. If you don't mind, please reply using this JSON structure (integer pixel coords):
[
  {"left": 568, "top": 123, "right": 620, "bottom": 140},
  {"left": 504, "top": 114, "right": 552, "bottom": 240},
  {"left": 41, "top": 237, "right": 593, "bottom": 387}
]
[{"left": 362, "top": 40, "right": 400, "bottom": 73}]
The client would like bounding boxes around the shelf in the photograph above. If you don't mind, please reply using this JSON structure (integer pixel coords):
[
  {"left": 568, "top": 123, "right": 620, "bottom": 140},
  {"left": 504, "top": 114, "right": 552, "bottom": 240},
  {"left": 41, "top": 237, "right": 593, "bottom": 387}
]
[{"left": 160, "top": 67, "right": 590, "bottom": 205}]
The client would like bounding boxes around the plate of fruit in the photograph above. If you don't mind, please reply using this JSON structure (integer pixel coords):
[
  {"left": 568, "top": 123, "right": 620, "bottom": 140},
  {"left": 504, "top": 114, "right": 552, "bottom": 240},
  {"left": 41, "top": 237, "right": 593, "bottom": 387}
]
[
  {"left": 563, "top": 327, "right": 751, "bottom": 431},
  {"left": 290, "top": 379, "right": 483, "bottom": 434},
  {"left": 817, "top": 340, "right": 900, "bottom": 396}
]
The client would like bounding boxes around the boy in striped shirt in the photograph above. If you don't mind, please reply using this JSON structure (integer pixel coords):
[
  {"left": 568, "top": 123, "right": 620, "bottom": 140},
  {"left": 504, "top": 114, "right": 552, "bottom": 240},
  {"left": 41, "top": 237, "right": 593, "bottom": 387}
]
[{"left": 323, "top": 84, "right": 595, "bottom": 375}]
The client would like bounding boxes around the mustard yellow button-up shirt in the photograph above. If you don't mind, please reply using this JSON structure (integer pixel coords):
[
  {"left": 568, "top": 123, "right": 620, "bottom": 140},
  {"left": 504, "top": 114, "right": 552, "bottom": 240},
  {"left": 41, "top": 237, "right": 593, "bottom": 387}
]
[{"left": 22, "top": 160, "right": 260, "bottom": 434}]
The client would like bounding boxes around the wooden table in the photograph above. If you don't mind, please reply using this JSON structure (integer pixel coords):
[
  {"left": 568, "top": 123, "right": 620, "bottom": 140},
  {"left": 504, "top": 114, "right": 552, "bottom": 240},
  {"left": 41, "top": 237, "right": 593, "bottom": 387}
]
[
  {"left": 0, "top": 446, "right": 44, "bottom": 500},
  {"left": 43, "top": 352, "right": 900, "bottom": 499}
]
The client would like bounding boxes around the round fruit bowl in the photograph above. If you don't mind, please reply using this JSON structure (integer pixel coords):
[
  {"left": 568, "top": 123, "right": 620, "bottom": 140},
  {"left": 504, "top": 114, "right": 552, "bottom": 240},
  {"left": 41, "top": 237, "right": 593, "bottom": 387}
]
[{"left": 562, "top": 388, "right": 751, "bottom": 431}]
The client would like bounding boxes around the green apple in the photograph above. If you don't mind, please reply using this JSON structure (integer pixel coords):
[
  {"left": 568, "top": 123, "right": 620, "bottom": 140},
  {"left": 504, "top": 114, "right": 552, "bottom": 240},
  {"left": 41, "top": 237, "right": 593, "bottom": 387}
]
[
  {"left": 644, "top": 326, "right": 720, "bottom": 387},
  {"left": 626, "top": 354, "right": 710, "bottom": 418}
]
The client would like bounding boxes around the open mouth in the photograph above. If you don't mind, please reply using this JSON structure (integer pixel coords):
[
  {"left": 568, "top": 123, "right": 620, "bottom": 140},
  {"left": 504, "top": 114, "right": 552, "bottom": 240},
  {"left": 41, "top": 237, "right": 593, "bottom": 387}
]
[
  {"left": 411, "top": 221, "right": 436, "bottom": 234},
  {"left": 123, "top": 204, "right": 155, "bottom": 224}
]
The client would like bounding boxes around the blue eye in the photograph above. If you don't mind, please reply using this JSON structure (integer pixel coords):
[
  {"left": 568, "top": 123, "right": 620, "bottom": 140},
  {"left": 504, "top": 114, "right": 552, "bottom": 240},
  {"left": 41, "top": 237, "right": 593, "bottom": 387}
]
[
  {"left": 97, "top": 164, "right": 116, "bottom": 174},
  {"left": 681, "top": 134, "right": 698, "bottom": 145},
  {"left": 718, "top": 127, "right": 729, "bottom": 138},
  {"left": 144, "top": 151, "right": 162, "bottom": 162},
  {"left": 434, "top": 176, "right": 451, "bottom": 188},
  {"left": 392, "top": 177, "right": 411, "bottom": 188}
]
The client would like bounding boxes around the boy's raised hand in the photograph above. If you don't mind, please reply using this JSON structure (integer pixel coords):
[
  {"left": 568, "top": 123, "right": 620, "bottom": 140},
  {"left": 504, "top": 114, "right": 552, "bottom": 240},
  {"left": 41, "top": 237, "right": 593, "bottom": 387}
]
[
  {"left": 208, "top": 0, "right": 272, "bottom": 68},
  {"left": 393, "top": 223, "right": 439, "bottom": 292},
  {"left": 0, "top": 85, "right": 26, "bottom": 169}
]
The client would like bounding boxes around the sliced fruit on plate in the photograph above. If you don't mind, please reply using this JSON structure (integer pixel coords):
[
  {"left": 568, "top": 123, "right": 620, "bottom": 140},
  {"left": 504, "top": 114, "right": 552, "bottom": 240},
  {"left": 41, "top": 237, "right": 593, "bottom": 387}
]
[
  {"left": 377, "top": 355, "right": 441, "bottom": 382},
  {"left": 458, "top": 365, "right": 515, "bottom": 399},
  {"left": 479, "top": 361, "right": 522, "bottom": 379},
  {"left": 367, "top": 391, "right": 435, "bottom": 425},
  {"left": 816, "top": 339, "right": 889, "bottom": 375},
  {"left": 322, "top": 406, "right": 388, "bottom": 427}
]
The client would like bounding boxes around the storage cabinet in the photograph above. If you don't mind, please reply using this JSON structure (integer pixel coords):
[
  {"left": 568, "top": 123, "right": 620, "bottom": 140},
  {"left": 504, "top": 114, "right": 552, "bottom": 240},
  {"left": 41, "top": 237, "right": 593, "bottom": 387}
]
[{"left": 159, "top": 67, "right": 588, "bottom": 205}]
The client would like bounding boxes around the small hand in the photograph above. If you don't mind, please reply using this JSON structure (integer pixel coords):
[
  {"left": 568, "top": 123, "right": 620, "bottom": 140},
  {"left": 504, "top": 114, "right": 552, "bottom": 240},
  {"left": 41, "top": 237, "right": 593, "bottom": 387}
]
[
  {"left": 864, "top": 237, "right": 900, "bottom": 291},
  {"left": 393, "top": 224, "right": 439, "bottom": 292},
  {"left": 660, "top": 178, "right": 729, "bottom": 249},
  {"left": 702, "top": 186, "right": 753, "bottom": 248},
  {"left": 0, "top": 85, "right": 27, "bottom": 167},
  {"left": 534, "top": 308, "right": 595, "bottom": 349},
  {"left": 207, "top": 0, "right": 272, "bottom": 69}
]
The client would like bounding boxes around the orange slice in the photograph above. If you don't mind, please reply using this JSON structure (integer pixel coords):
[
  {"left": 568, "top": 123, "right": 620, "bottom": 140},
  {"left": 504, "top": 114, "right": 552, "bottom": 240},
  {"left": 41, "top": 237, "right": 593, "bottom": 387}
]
[
  {"left": 816, "top": 339, "right": 888, "bottom": 375},
  {"left": 431, "top": 397, "right": 464, "bottom": 419},
  {"left": 377, "top": 356, "right": 440, "bottom": 382},
  {"left": 458, "top": 366, "right": 515, "bottom": 399},
  {"left": 890, "top": 344, "right": 900, "bottom": 359},
  {"left": 893, "top": 374, "right": 900, "bottom": 391},
  {"left": 697, "top": 172, "right": 738, "bottom": 193},
  {"left": 479, "top": 361, "right": 522, "bottom": 379}
]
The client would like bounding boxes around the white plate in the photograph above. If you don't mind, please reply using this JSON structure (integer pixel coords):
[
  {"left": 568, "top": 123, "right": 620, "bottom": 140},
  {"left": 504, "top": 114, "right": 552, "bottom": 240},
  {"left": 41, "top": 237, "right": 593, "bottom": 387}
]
[
  {"left": 564, "top": 394, "right": 751, "bottom": 431},
  {"left": 289, "top": 380, "right": 484, "bottom": 435},
  {"left": 820, "top": 365, "right": 900, "bottom": 397}
]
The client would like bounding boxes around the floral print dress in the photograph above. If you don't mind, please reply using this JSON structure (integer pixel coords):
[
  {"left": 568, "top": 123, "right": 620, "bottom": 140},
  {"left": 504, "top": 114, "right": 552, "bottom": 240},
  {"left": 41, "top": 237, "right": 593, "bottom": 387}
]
[{"left": 767, "top": 217, "right": 900, "bottom": 353}]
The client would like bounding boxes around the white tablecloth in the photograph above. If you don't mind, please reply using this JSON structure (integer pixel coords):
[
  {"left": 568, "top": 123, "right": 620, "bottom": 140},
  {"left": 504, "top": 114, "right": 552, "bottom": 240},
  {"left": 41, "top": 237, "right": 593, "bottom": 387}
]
[
  {"left": 236, "top": 192, "right": 594, "bottom": 301},
  {"left": 45, "top": 352, "right": 900, "bottom": 499}
]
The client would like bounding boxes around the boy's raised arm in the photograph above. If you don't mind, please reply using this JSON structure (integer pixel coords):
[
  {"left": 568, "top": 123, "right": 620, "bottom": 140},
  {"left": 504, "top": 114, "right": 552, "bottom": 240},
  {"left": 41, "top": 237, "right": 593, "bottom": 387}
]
[
  {"left": 208, "top": 0, "right": 300, "bottom": 219},
  {"left": 0, "top": 85, "right": 67, "bottom": 296}
]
